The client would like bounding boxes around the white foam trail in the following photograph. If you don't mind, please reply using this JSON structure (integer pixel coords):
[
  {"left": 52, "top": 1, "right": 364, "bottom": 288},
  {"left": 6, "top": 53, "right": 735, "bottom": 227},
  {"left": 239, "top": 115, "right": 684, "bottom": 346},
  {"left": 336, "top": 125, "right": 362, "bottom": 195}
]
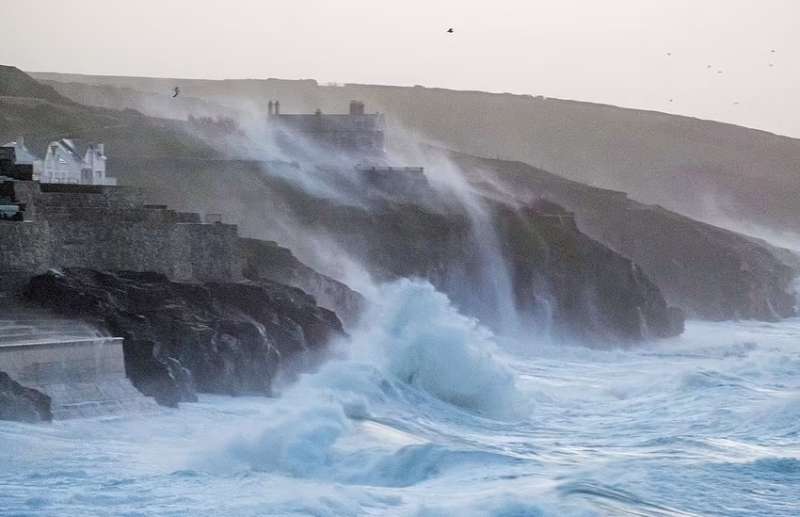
[{"left": 352, "top": 279, "right": 527, "bottom": 419}]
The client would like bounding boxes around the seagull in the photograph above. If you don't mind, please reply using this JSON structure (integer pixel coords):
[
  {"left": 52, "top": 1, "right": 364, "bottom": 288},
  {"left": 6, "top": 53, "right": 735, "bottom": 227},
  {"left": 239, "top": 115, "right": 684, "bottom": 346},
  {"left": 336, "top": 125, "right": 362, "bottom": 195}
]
[
  {"left": 447, "top": 28, "right": 454, "bottom": 33},
  {"left": 666, "top": 52, "right": 672, "bottom": 56},
  {"left": 172, "top": 86, "right": 180, "bottom": 98}
]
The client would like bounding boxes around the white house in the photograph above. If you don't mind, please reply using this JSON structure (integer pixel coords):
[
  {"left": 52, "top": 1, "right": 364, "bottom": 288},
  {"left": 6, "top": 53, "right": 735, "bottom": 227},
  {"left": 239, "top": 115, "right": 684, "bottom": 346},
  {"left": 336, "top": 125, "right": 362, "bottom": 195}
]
[
  {"left": 42, "top": 139, "right": 116, "bottom": 186},
  {"left": 1, "top": 136, "right": 43, "bottom": 180}
]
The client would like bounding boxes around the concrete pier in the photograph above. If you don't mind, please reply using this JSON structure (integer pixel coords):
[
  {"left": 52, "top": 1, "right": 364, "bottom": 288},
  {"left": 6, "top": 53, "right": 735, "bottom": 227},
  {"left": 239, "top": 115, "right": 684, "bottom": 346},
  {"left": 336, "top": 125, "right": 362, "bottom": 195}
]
[{"left": 0, "top": 311, "right": 157, "bottom": 419}]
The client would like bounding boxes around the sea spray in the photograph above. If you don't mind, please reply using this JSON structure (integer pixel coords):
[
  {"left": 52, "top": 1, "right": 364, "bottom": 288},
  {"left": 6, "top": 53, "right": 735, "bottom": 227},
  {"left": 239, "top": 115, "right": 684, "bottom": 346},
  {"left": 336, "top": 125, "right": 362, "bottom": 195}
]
[
  {"left": 352, "top": 279, "right": 528, "bottom": 419},
  {"left": 197, "top": 279, "right": 528, "bottom": 480},
  {"left": 4, "top": 319, "right": 800, "bottom": 514},
  {"left": 422, "top": 155, "right": 523, "bottom": 338}
]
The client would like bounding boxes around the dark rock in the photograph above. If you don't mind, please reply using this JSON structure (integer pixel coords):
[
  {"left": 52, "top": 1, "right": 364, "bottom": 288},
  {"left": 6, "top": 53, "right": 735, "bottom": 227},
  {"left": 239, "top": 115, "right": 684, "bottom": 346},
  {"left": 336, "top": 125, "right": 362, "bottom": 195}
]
[
  {"left": 276, "top": 180, "right": 683, "bottom": 344},
  {"left": 0, "top": 371, "right": 52, "bottom": 423},
  {"left": 25, "top": 269, "right": 344, "bottom": 406},
  {"left": 240, "top": 238, "right": 365, "bottom": 329},
  {"left": 448, "top": 153, "right": 800, "bottom": 322},
  {"left": 106, "top": 158, "right": 684, "bottom": 343}
]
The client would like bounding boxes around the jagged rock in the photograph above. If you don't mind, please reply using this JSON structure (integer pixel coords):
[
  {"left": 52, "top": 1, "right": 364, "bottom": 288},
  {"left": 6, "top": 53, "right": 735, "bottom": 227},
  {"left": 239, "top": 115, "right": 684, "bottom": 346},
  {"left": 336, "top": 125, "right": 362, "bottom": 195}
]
[
  {"left": 240, "top": 238, "right": 365, "bottom": 329},
  {"left": 25, "top": 269, "right": 344, "bottom": 407},
  {"left": 105, "top": 158, "right": 683, "bottom": 343},
  {"left": 452, "top": 153, "right": 799, "bottom": 321},
  {"left": 0, "top": 371, "right": 52, "bottom": 423},
  {"left": 277, "top": 180, "right": 683, "bottom": 344}
]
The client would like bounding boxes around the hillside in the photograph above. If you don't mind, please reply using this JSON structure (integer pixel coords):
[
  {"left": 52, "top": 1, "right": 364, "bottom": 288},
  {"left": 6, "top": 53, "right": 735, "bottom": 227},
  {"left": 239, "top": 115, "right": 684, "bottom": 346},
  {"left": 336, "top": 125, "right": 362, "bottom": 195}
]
[
  {"left": 3, "top": 66, "right": 797, "bottom": 323},
  {"left": 31, "top": 71, "right": 800, "bottom": 237},
  {"left": 0, "top": 67, "right": 216, "bottom": 162},
  {"left": 0, "top": 65, "right": 76, "bottom": 105}
]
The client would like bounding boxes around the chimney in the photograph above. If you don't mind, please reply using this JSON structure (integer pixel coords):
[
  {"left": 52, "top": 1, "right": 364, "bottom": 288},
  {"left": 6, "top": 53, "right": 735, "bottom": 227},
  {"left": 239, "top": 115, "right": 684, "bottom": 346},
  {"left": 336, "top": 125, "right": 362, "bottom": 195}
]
[
  {"left": 17, "top": 136, "right": 24, "bottom": 147},
  {"left": 275, "top": 100, "right": 280, "bottom": 115},
  {"left": 268, "top": 100, "right": 274, "bottom": 116},
  {"left": 97, "top": 143, "right": 105, "bottom": 155},
  {"left": 349, "top": 100, "right": 365, "bottom": 115}
]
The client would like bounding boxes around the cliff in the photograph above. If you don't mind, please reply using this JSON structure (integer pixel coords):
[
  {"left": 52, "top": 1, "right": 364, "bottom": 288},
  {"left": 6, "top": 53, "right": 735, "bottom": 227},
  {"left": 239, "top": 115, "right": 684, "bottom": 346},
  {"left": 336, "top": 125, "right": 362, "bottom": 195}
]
[
  {"left": 25, "top": 269, "right": 345, "bottom": 407},
  {"left": 240, "top": 238, "right": 365, "bottom": 329},
  {"left": 274, "top": 181, "right": 683, "bottom": 344},
  {"left": 107, "top": 155, "right": 797, "bottom": 325},
  {"left": 447, "top": 152, "right": 799, "bottom": 321}
]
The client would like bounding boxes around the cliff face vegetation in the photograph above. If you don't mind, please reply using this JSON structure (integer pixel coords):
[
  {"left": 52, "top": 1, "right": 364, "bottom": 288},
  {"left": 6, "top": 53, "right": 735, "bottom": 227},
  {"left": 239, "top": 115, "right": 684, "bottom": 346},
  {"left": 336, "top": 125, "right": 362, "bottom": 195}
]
[{"left": 25, "top": 269, "right": 345, "bottom": 407}]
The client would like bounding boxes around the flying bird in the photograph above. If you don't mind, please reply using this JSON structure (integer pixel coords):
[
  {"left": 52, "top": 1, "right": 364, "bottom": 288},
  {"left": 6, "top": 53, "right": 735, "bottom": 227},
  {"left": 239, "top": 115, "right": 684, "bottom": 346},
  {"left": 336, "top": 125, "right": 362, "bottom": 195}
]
[
  {"left": 172, "top": 86, "right": 180, "bottom": 98},
  {"left": 447, "top": 28, "right": 454, "bottom": 33}
]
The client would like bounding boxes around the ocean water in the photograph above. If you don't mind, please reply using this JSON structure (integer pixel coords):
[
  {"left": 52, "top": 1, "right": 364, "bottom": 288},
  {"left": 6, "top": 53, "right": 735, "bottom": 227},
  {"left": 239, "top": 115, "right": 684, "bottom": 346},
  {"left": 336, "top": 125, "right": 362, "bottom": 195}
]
[{"left": 1, "top": 280, "right": 799, "bottom": 516}]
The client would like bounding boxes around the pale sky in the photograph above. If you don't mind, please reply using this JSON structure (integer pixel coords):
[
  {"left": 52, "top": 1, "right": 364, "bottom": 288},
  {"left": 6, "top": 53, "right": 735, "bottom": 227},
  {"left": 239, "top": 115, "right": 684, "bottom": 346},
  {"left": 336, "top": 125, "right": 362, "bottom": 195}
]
[{"left": 3, "top": 0, "right": 800, "bottom": 137}]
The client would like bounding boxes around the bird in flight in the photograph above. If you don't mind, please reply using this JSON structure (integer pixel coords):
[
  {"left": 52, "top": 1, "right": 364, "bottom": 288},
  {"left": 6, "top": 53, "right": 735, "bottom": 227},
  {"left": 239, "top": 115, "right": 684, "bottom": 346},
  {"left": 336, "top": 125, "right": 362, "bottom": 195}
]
[
  {"left": 172, "top": 86, "right": 180, "bottom": 98},
  {"left": 447, "top": 28, "right": 454, "bottom": 33}
]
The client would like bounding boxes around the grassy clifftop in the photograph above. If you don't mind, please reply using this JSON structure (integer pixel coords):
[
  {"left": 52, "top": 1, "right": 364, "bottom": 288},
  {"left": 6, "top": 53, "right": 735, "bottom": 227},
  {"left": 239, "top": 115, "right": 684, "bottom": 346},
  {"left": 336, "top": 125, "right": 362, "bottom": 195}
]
[{"left": 0, "top": 66, "right": 216, "bottom": 161}]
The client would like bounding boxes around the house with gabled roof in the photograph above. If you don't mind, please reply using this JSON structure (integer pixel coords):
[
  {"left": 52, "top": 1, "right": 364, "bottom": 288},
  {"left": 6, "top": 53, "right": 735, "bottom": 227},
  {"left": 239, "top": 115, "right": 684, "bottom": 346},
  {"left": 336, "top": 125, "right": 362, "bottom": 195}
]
[{"left": 42, "top": 138, "right": 116, "bottom": 186}]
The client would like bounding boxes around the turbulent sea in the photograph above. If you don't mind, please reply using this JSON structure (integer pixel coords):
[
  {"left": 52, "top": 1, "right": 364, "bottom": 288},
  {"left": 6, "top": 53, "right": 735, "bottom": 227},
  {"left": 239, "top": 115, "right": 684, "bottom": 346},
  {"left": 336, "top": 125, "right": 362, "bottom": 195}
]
[{"left": 2, "top": 280, "right": 799, "bottom": 516}]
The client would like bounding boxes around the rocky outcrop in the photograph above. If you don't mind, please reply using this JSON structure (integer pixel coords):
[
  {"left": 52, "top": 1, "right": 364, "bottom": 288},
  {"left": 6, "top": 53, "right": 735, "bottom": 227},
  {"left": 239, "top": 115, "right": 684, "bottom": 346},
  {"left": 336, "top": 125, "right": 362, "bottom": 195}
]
[
  {"left": 240, "top": 238, "right": 365, "bottom": 328},
  {"left": 274, "top": 176, "right": 683, "bottom": 344},
  {"left": 0, "top": 371, "right": 52, "bottom": 423},
  {"left": 448, "top": 152, "right": 799, "bottom": 322},
  {"left": 25, "top": 269, "right": 344, "bottom": 407},
  {"left": 105, "top": 158, "right": 684, "bottom": 345}
]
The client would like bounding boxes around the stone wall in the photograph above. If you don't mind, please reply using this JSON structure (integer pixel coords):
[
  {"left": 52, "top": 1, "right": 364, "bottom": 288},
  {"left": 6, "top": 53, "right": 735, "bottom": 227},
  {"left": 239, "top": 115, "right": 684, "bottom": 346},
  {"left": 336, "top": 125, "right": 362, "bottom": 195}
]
[
  {"left": 0, "top": 337, "right": 157, "bottom": 419},
  {"left": 0, "top": 181, "right": 241, "bottom": 283}
]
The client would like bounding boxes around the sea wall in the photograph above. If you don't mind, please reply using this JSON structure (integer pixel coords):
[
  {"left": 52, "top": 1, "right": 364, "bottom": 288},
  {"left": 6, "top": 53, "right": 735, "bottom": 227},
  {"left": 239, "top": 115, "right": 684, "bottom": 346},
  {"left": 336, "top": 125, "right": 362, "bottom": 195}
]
[
  {"left": 0, "top": 181, "right": 241, "bottom": 283},
  {"left": 0, "top": 337, "right": 157, "bottom": 419}
]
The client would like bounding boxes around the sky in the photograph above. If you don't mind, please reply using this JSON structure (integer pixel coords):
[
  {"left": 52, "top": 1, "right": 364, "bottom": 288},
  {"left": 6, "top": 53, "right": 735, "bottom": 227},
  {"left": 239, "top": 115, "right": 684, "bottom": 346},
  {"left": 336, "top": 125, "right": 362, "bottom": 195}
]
[{"left": 3, "top": 0, "right": 799, "bottom": 137}]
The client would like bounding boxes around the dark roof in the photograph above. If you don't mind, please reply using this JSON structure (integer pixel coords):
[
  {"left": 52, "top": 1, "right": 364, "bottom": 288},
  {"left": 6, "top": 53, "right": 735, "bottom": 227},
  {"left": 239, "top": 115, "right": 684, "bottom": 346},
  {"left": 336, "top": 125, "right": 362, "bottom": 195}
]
[{"left": 53, "top": 139, "right": 102, "bottom": 161}]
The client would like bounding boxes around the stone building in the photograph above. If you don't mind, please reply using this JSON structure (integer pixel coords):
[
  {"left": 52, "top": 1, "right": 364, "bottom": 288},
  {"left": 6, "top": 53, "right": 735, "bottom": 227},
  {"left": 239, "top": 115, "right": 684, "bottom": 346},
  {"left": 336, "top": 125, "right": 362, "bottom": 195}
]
[
  {"left": 270, "top": 100, "right": 385, "bottom": 155},
  {"left": 42, "top": 138, "right": 116, "bottom": 186}
]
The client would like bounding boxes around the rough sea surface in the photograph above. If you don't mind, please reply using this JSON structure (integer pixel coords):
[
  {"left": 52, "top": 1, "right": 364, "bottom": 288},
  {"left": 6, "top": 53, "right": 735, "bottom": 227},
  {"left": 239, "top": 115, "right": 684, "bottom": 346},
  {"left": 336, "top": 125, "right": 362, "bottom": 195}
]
[{"left": 1, "top": 281, "right": 799, "bottom": 516}]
